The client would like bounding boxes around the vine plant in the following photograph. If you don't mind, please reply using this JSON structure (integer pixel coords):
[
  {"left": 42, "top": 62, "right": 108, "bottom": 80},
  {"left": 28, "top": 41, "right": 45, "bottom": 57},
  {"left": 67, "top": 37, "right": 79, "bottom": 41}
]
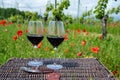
[
  {"left": 94, "top": 0, "right": 118, "bottom": 38},
  {"left": 44, "top": 0, "right": 70, "bottom": 21},
  {"left": 79, "top": 9, "right": 93, "bottom": 24}
]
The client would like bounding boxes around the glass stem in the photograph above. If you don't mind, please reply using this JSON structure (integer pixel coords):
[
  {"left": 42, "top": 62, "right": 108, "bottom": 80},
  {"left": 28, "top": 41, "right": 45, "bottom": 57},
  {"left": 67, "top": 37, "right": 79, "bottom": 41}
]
[
  {"left": 34, "top": 45, "right": 38, "bottom": 61},
  {"left": 54, "top": 47, "right": 57, "bottom": 65},
  {"left": 34, "top": 45, "right": 38, "bottom": 48}
]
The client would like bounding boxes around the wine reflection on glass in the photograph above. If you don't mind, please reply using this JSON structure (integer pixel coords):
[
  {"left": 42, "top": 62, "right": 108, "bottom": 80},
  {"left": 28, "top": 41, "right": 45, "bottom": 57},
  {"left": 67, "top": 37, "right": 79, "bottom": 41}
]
[
  {"left": 27, "top": 21, "right": 44, "bottom": 70},
  {"left": 46, "top": 21, "right": 65, "bottom": 70}
]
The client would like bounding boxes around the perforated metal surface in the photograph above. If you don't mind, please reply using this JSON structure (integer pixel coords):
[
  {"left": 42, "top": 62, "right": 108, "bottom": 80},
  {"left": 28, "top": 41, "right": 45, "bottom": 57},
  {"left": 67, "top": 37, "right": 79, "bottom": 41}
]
[{"left": 0, "top": 58, "right": 116, "bottom": 80}]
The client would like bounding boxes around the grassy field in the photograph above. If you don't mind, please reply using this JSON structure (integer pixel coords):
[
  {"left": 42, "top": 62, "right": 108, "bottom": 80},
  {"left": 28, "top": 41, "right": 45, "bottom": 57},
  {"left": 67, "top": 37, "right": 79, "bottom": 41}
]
[{"left": 0, "top": 21, "right": 120, "bottom": 78}]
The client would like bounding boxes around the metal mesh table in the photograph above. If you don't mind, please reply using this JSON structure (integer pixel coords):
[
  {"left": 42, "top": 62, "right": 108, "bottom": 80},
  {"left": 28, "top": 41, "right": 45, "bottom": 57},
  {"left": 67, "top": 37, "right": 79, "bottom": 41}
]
[{"left": 0, "top": 58, "right": 116, "bottom": 80}]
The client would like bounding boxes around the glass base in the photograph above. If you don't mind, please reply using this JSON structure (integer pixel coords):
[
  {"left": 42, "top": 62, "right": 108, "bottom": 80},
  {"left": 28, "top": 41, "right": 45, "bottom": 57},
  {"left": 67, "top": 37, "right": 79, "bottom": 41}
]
[
  {"left": 28, "top": 61, "right": 43, "bottom": 67},
  {"left": 47, "top": 64, "right": 63, "bottom": 70}
]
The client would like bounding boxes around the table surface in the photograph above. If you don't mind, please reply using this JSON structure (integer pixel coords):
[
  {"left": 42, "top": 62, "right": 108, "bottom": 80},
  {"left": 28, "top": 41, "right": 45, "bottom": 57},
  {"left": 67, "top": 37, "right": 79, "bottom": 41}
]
[{"left": 0, "top": 58, "right": 116, "bottom": 80}]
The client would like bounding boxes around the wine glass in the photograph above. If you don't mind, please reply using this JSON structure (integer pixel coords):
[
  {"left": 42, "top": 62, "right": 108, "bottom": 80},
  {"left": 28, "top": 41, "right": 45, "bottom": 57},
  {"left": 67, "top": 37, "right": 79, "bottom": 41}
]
[
  {"left": 46, "top": 21, "right": 65, "bottom": 70},
  {"left": 27, "top": 21, "right": 44, "bottom": 70}
]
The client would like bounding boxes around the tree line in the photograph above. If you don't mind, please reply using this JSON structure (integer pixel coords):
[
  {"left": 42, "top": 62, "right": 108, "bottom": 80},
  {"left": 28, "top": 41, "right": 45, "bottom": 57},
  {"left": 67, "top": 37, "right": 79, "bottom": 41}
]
[
  {"left": 0, "top": 7, "right": 24, "bottom": 19},
  {"left": 0, "top": 7, "right": 42, "bottom": 22}
]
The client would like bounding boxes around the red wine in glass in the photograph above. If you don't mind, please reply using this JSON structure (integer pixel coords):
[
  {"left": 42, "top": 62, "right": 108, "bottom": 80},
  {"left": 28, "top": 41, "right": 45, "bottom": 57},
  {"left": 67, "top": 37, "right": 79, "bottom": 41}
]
[
  {"left": 47, "top": 36, "right": 64, "bottom": 48},
  {"left": 27, "top": 34, "right": 44, "bottom": 48}
]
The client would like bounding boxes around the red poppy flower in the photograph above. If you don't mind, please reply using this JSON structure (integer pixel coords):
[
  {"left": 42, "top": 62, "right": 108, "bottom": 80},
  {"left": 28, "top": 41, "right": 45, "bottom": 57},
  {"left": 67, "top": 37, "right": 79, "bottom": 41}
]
[
  {"left": 82, "top": 29, "right": 88, "bottom": 35},
  {"left": 45, "top": 47, "right": 50, "bottom": 51},
  {"left": 66, "top": 29, "right": 70, "bottom": 33},
  {"left": 18, "top": 24, "right": 21, "bottom": 27},
  {"left": 37, "top": 42, "right": 42, "bottom": 48},
  {"left": 25, "top": 29, "right": 28, "bottom": 33},
  {"left": 83, "top": 29, "right": 87, "bottom": 33},
  {"left": 99, "top": 34, "right": 103, "bottom": 40},
  {"left": 82, "top": 40, "right": 86, "bottom": 46},
  {"left": 91, "top": 46, "right": 100, "bottom": 53},
  {"left": 77, "top": 29, "right": 80, "bottom": 34},
  {"left": 113, "top": 70, "right": 118, "bottom": 75},
  {"left": 0, "top": 20, "right": 7, "bottom": 26},
  {"left": 77, "top": 52, "right": 82, "bottom": 57},
  {"left": 9, "top": 22, "right": 13, "bottom": 25},
  {"left": 17, "top": 30, "right": 23, "bottom": 36},
  {"left": 13, "top": 36, "right": 17, "bottom": 41},
  {"left": 64, "top": 34, "right": 68, "bottom": 41}
]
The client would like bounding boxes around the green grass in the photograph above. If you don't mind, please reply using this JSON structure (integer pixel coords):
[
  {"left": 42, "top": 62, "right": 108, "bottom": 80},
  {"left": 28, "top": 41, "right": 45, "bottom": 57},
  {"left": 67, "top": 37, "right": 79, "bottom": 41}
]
[{"left": 0, "top": 21, "right": 120, "bottom": 78}]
